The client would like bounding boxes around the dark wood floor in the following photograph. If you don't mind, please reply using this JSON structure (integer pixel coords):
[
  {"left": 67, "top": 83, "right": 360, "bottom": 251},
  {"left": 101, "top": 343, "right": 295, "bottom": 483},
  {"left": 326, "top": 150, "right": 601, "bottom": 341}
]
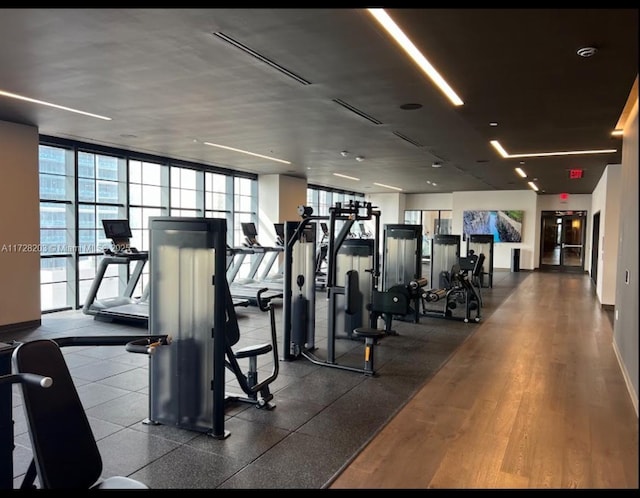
[{"left": 328, "top": 271, "right": 639, "bottom": 489}]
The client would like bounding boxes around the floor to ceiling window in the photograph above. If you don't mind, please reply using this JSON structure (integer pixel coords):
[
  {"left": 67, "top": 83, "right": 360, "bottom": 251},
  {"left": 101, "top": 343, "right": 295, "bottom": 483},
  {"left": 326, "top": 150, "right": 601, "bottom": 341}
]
[
  {"left": 39, "top": 144, "right": 75, "bottom": 312},
  {"left": 38, "top": 137, "right": 257, "bottom": 313},
  {"left": 170, "top": 165, "right": 203, "bottom": 218},
  {"left": 306, "top": 184, "right": 365, "bottom": 239},
  {"left": 128, "top": 159, "right": 169, "bottom": 296},
  {"left": 76, "top": 151, "right": 128, "bottom": 306}
]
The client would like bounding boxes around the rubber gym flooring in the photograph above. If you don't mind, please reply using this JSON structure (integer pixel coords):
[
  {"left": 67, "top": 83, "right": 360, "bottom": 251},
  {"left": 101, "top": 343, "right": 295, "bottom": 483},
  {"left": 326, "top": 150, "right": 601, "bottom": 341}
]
[{"left": 6, "top": 269, "right": 524, "bottom": 489}]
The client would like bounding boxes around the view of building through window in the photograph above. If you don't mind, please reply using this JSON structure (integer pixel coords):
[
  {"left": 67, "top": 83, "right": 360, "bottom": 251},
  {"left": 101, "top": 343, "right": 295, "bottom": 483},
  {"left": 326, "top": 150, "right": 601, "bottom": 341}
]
[{"left": 38, "top": 141, "right": 357, "bottom": 313}]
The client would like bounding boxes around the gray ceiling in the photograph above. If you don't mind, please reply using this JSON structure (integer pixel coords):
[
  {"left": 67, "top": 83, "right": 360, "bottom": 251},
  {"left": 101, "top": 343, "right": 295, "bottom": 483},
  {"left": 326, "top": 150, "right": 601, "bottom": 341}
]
[{"left": 0, "top": 8, "right": 637, "bottom": 195}]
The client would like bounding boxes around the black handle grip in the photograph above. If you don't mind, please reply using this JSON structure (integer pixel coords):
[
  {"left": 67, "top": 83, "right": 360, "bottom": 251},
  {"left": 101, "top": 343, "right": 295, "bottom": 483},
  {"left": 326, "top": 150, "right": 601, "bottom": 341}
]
[
  {"left": 125, "top": 335, "right": 173, "bottom": 355},
  {"left": 257, "top": 288, "right": 270, "bottom": 312},
  {"left": 0, "top": 373, "right": 52, "bottom": 388}
]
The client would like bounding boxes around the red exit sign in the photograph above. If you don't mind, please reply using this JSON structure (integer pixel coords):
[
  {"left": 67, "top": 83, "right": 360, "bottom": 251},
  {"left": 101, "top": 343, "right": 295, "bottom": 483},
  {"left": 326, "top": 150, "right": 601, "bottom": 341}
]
[{"left": 569, "top": 169, "right": 583, "bottom": 179}]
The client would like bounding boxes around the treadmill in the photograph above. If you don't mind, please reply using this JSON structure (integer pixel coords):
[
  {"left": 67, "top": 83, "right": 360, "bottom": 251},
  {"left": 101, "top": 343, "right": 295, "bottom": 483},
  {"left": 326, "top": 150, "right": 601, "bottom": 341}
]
[
  {"left": 82, "top": 219, "right": 149, "bottom": 326},
  {"left": 228, "top": 222, "right": 283, "bottom": 305}
]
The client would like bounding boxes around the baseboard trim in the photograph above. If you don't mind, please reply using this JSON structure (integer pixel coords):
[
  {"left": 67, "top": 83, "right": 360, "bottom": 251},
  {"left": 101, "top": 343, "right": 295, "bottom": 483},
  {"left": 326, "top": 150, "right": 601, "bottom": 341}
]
[
  {"left": 612, "top": 338, "right": 639, "bottom": 418},
  {"left": 0, "top": 319, "right": 41, "bottom": 335}
]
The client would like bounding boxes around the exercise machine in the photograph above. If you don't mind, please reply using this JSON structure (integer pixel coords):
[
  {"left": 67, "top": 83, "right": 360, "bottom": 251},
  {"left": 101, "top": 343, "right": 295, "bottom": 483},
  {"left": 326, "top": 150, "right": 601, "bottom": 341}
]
[
  {"left": 315, "top": 222, "right": 329, "bottom": 290},
  {"left": 82, "top": 219, "right": 149, "bottom": 326},
  {"left": 223, "top": 287, "right": 279, "bottom": 409},
  {"left": 282, "top": 201, "right": 385, "bottom": 375},
  {"left": 1, "top": 333, "right": 170, "bottom": 489},
  {"left": 466, "top": 234, "right": 494, "bottom": 288},
  {"left": 380, "top": 224, "right": 423, "bottom": 324},
  {"left": 146, "top": 217, "right": 278, "bottom": 440},
  {"left": 370, "top": 277, "right": 429, "bottom": 335},
  {"left": 421, "top": 252, "right": 484, "bottom": 323},
  {"left": 430, "top": 234, "right": 461, "bottom": 289}
]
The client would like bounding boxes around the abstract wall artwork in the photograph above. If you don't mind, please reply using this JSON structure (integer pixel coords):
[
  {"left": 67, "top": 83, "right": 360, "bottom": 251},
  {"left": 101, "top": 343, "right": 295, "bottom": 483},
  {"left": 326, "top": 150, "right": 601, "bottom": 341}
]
[{"left": 462, "top": 210, "right": 523, "bottom": 243}]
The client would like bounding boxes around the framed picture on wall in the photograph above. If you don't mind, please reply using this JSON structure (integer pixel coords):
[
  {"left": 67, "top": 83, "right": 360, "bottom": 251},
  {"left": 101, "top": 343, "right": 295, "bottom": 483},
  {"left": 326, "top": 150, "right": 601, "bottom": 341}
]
[{"left": 463, "top": 210, "right": 523, "bottom": 243}]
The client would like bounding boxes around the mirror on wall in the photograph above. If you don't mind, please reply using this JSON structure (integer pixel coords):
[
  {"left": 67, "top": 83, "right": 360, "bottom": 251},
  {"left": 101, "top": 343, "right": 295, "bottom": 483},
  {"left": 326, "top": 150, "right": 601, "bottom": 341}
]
[{"left": 404, "top": 210, "right": 452, "bottom": 262}]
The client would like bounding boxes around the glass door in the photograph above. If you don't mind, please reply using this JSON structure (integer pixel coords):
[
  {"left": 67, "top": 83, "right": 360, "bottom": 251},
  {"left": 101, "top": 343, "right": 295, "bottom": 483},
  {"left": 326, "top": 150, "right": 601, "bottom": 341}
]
[{"left": 540, "top": 210, "right": 587, "bottom": 272}]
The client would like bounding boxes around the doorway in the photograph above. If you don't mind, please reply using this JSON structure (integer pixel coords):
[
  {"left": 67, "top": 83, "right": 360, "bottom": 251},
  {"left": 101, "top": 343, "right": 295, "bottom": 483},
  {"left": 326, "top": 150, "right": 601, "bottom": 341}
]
[
  {"left": 591, "top": 212, "right": 600, "bottom": 285},
  {"left": 540, "top": 210, "right": 587, "bottom": 272}
]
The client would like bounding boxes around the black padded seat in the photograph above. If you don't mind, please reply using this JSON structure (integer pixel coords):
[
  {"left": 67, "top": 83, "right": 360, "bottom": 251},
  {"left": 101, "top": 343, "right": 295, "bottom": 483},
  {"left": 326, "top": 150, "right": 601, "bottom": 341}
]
[
  {"left": 12, "top": 339, "right": 150, "bottom": 489},
  {"left": 234, "top": 343, "right": 272, "bottom": 359}
]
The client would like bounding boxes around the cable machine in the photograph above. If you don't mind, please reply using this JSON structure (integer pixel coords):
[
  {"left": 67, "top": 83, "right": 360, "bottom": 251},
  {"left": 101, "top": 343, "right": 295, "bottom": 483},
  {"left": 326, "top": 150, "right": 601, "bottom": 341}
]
[
  {"left": 466, "top": 234, "right": 494, "bottom": 288},
  {"left": 430, "top": 234, "right": 461, "bottom": 289},
  {"left": 379, "top": 224, "right": 424, "bottom": 325},
  {"left": 281, "top": 201, "right": 382, "bottom": 375}
]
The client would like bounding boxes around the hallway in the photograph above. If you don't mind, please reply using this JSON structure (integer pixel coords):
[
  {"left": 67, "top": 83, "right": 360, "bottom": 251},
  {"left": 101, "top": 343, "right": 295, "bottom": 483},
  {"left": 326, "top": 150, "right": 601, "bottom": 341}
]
[{"left": 328, "top": 271, "right": 638, "bottom": 489}]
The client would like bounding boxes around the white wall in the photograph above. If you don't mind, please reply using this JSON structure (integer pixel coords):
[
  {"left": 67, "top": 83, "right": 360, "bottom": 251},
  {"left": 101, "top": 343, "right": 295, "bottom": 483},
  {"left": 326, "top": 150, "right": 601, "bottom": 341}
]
[
  {"left": 378, "top": 189, "right": 602, "bottom": 271},
  {"left": 613, "top": 93, "right": 638, "bottom": 414},
  {"left": 366, "top": 192, "right": 404, "bottom": 227},
  {"left": 591, "top": 165, "right": 621, "bottom": 306},
  {"left": 0, "top": 121, "right": 41, "bottom": 329},
  {"left": 404, "top": 193, "right": 453, "bottom": 211}
]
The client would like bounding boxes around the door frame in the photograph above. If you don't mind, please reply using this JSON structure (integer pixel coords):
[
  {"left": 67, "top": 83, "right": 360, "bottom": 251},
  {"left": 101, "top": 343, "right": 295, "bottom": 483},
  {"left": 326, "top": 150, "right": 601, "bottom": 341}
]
[
  {"left": 539, "top": 210, "right": 588, "bottom": 273},
  {"left": 591, "top": 211, "right": 600, "bottom": 285}
]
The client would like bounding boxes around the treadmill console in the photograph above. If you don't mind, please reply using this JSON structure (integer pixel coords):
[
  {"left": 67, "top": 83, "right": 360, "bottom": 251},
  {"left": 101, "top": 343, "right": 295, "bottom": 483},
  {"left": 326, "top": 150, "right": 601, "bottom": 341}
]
[{"left": 102, "top": 219, "right": 142, "bottom": 255}]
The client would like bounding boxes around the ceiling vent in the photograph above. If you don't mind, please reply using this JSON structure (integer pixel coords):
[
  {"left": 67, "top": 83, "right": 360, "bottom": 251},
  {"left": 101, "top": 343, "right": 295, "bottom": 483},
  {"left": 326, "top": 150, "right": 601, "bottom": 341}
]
[
  {"left": 332, "top": 99, "right": 383, "bottom": 125},
  {"left": 212, "top": 32, "right": 312, "bottom": 86},
  {"left": 393, "top": 131, "right": 423, "bottom": 148}
]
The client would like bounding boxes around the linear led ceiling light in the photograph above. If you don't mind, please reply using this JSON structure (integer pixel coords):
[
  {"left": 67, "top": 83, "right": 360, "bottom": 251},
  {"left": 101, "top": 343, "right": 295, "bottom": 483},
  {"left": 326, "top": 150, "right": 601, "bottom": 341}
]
[
  {"left": 373, "top": 182, "right": 403, "bottom": 191},
  {"left": 333, "top": 173, "right": 360, "bottom": 181},
  {"left": 203, "top": 142, "right": 291, "bottom": 164},
  {"left": 490, "top": 140, "right": 616, "bottom": 159},
  {"left": 0, "top": 89, "right": 112, "bottom": 120},
  {"left": 515, "top": 167, "right": 527, "bottom": 178},
  {"left": 367, "top": 9, "right": 464, "bottom": 107},
  {"left": 528, "top": 181, "right": 539, "bottom": 192}
]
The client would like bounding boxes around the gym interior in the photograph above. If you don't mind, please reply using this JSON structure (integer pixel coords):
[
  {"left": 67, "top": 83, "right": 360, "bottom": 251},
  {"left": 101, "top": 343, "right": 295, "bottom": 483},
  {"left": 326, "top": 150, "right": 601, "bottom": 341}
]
[{"left": 0, "top": 9, "right": 638, "bottom": 490}]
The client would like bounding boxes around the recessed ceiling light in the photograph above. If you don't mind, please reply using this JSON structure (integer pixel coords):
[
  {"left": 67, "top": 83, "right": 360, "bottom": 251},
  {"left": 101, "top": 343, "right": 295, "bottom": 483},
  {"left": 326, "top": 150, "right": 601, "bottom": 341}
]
[
  {"left": 340, "top": 150, "right": 349, "bottom": 157},
  {"left": 426, "top": 180, "right": 431, "bottom": 184},
  {"left": 203, "top": 141, "right": 290, "bottom": 164},
  {"left": 431, "top": 162, "right": 442, "bottom": 168},
  {"left": 490, "top": 140, "right": 616, "bottom": 158},
  {"left": 577, "top": 46, "right": 598, "bottom": 58},
  {"left": 515, "top": 167, "right": 527, "bottom": 178},
  {"left": 355, "top": 156, "right": 365, "bottom": 162},
  {"left": 367, "top": 9, "right": 464, "bottom": 107},
  {"left": 333, "top": 172, "right": 360, "bottom": 181},
  {"left": 611, "top": 130, "right": 623, "bottom": 137},
  {"left": 0, "top": 88, "right": 112, "bottom": 120},
  {"left": 489, "top": 122, "right": 498, "bottom": 127},
  {"left": 399, "top": 103, "right": 423, "bottom": 110},
  {"left": 373, "top": 182, "right": 403, "bottom": 191}
]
